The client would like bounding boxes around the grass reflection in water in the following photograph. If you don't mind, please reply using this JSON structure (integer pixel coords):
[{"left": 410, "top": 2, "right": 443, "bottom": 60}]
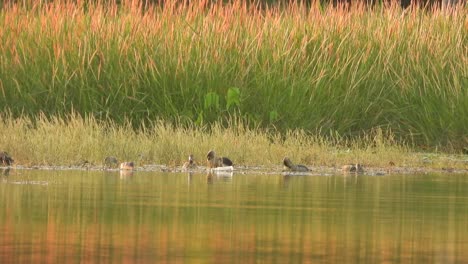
[{"left": 0, "top": 170, "right": 467, "bottom": 263}]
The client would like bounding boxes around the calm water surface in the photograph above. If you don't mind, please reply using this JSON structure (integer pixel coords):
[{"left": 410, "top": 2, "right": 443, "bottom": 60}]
[{"left": 1, "top": 169, "right": 467, "bottom": 263}]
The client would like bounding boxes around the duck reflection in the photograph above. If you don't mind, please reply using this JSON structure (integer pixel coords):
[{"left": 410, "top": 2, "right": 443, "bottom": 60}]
[
  {"left": 187, "top": 172, "right": 194, "bottom": 184},
  {"left": 1, "top": 168, "right": 10, "bottom": 176},
  {"left": 205, "top": 170, "right": 233, "bottom": 184},
  {"left": 281, "top": 174, "right": 291, "bottom": 188},
  {"left": 119, "top": 169, "right": 134, "bottom": 179},
  {"left": 206, "top": 172, "right": 214, "bottom": 184}
]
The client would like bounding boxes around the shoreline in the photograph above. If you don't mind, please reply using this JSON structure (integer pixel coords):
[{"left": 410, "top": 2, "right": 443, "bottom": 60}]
[
  {"left": 3, "top": 163, "right": 467, "bottom": 176},
  {"left": 1, "top": 115, "right": 467, "bottom": 172}
]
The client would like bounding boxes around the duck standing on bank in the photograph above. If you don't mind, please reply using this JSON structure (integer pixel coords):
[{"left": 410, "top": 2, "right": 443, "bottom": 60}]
[
  {"left": 120, "top": 161, "right": 135, "bottom": 171},
  {"left": 206, "top": 150, "right": 233, "bottom": 169},
  {"left": 104, "top": 156, "right": 119, "bottom": 168},
  {"left": 182, "top": 154, "right": 197, "bottom": 170},
  {"left": 282, "top": 157, "right": 309, "bottom": 172},
  {"left": 0, "top": 151, "right": 14, "bottom": 166},
  {"left": 341, "top": 164, "right": 364, "bottom": 174}
]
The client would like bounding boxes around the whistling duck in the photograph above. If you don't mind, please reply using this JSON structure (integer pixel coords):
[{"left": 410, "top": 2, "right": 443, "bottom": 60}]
[
  {"left": 282, "top": 157, "right": 309, "bottom": 172},
  {"left": 206, "top": 150, "right": 233, "bottom": 168}
]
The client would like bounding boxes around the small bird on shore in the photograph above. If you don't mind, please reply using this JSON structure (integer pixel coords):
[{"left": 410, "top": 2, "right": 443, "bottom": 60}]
[
  {"left": 0, "top": 151, "right": 14, "bottom": 166},
  {"left": 206, "top": 150, "right": 233, "bottom": 168},
  {"left": 282, "top": 157, "right": 309, "bottom": 172},
  {"left": 120, "top": 161, "right": 135, "bottom": 171},
  {"left": 182, "top": 154, "right": 197, "bottom": 170},
  {"left": 341, "top": 164, "right": 364, "bottom": 174}
]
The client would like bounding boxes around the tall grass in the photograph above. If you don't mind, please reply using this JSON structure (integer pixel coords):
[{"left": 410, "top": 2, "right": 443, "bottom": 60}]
[
  {"left": 1, "top": 113, "right": 467, "bottom": 170},
  {"left": 0, "top": 1, "right": 466, "bottom": 149}
]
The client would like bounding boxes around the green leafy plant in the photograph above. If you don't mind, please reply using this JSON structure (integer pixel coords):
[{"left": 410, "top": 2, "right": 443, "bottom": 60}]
[
  {"left": 269, "top": 110, "right": 279, "bottom": 123},
  {"left": 204, "top": 92, "right": 220, "bottom": 110},
  {"left": 226, "top": 87, "right": 241, "bottom": 110}
]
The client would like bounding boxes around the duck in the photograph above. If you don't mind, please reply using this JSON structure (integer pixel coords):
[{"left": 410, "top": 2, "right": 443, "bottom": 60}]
[
  {"left": 182, "top": 154, "right": 197, "bottom": 170},
  {"left": 206, "top": 150, "right": 233, "bottom": 168},
  {"left": 0, "top": 151, "right": 14, "bottom": 166},
  {"left": 282, "top": 157, "right": 309, "bottom": 172},
  {"left": 120, "top": 161, "right": 135, "bottom": 171},
  {"left": 104, "top": 156, "right": 119, "bottom": 168},
  {"left": 341, "top": 164, "right": 364, "bottom": 174}
]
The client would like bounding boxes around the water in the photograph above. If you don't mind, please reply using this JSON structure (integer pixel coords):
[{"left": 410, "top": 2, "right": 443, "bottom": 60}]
[{"left": 1, "top": 169, "right": 467, "bottom": 263}]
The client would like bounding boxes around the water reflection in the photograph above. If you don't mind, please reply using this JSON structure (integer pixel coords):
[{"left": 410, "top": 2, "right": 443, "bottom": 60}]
[
  {"left": 119, "top": 169, "right": 134, "bottom": 178},
  {"left": 206, "top": 171, "right": 233, "bottom": 184},
  {"left": 187, "top": 172, "right": 193, "bottom": 184},
  {"left": 1, "top": 168, "right": 10, "bottom": 176},
  {"left": 0, "top": 170, "right": 467, "bottom": 263}
]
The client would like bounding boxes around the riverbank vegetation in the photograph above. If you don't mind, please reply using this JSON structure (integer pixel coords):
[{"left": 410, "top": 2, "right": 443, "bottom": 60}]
[
  {"left": 0, "top": 114, "right": 466, "bottom": 169},
  {"left": 0, "top": 1, "right": 466, "bottom": 159}
]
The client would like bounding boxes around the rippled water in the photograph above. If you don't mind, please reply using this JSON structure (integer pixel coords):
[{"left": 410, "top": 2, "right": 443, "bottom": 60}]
[{"left": 1, "top": 169, "right": 467, "bottom": 263}]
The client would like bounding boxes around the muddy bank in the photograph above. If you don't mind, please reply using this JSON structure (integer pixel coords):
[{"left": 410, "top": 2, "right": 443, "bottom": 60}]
[{"left": 2, "top": 164, "right": 467, "bottom": 176}]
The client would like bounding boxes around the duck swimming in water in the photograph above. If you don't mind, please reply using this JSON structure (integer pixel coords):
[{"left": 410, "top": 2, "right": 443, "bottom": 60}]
[
  {"left": 206, "top": 150, "right": 233, "bottom": 168},
  {"left": 282, "top": 157, "right": 309, "bottom": 172},
  {"left": 341, "top": 164, "right": 364, "bottom": 174},
  {"left": 120, "top": 161, "right": 135, "bottom": 171},
  {"left": 0, "top": 151, "right": 14, "bottom": 166},
  {"left": 182, "top": 154, "right": 197, "bottom": 170}
]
